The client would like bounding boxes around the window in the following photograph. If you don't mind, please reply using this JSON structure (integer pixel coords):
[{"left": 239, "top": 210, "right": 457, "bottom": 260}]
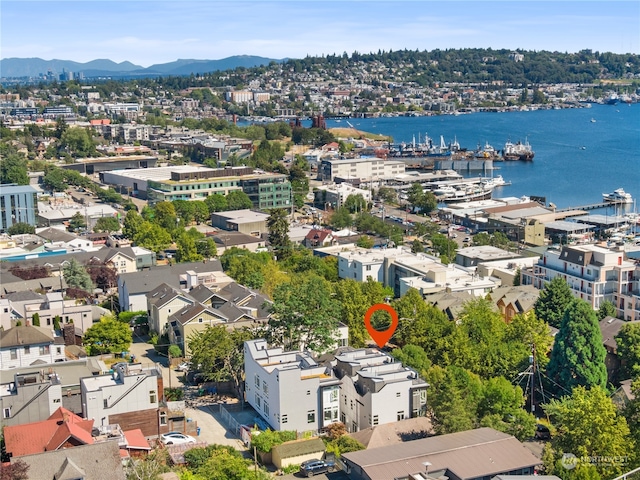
[
  {"left": 149, "top": 390, "right": 157, "bottom": 404},
  {"left": 330, "top": 389, "right": 338, "bottom": 402},
  {"left": 24, "top": 346, "right": 30, "bottom": 355},
  {"left": 263, "top": 403, "right": 269, "bottom": 415},
  {"left": 198, "top": 318, "right": 203, "bottom": 323},
  {"left": 281, "top": 414, "right": 288, "bottom": 424},
  {"left": 3, "top": 408, "right": 10, "bottom": 419},
  {"left": 255, "top": 394, "right": 261, "bottom": 407},
  {"left": 263, "top": 381, "right": 268, "bottom": 396},
  {"left": 104, "top": 399, "right": 108, "bottom": 408},
  {"left": 10, "top": 349, "right": 17, "bottom": 360},
  {"left": 396, "top": 392, "right": 401, "bottom": 397},
  {"left": 56, "top": 347, "right": 62, "bottom": 354},
  {"left": 53, "top": 398, "right": 61, "bottom": 403},
  {"left": 397, "top": 411, "right": 405, "bottom": 421},
  {"left": 255, "top": 374, "right": 260, "bottom": 387},
  {"left": 373, "top": 415, "right": 379, "bottom": 426},
  {"left": 306, "top": 390, "right": 311, "bottom": 396},
  {"left": 39, "top": 345, "right": 50, "bottom": 355},
  {"left": 307, "top": 411, "right": 315, "bottom": 424},
  {"left": 159, "top": 412, "right": 167, "bottom": 426},
  {"left": 366, "top": 265, "right": 372, "bottom": 271}
]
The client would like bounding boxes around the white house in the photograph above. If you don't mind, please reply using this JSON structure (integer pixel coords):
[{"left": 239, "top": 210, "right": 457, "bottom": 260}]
[{"left": 0, "top": 326, "right": 66, "bottom": 369}]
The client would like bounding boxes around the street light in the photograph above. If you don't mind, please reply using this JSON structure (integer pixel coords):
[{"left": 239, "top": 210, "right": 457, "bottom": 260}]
[{"left": 422, "top": 461, "right": 432, "bottom": 479}]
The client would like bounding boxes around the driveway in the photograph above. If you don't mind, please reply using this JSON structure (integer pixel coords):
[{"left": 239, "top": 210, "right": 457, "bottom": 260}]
[{"left": 130, "top": 335, "right": 246, "bottom": 449}]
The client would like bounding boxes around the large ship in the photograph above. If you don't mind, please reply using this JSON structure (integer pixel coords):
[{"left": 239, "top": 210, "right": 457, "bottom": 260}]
[
  {"left": 502, "top": 139, "right": 534, "bottom": 161},
  {"left": 605, "top": 93, "right": 619, "bottom": 105},
  {"left": 603, "top": 188, "right": 633, "bottom": 204}
]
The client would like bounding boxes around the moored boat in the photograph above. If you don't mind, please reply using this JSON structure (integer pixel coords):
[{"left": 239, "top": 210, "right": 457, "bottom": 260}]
[
  {"left": 603, "top": 188, "right": 633, "bottom": 204},
  {"left": 502, "top": 139, "right": 534, "bottom": 161}
]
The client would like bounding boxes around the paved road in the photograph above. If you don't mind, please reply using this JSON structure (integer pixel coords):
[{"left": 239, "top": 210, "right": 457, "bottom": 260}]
[{"left": 129, "top": 336, "right": 246, "bottom": 449}]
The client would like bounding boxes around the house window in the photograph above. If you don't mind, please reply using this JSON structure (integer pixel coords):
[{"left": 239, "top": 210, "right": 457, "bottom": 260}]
[
  {"left": 263, "top": 381, "right": 268, "bottom": 397},
  {"left": 39, "top": 345, "right": 50, "bottom": 355},
  {"left": 255, "top": 394, "right": 261, "bottom": 407},
  {"left": 150, "top": 390, "right": 157, "bottom": 404},
  {"left": 306, "top": 390, "right": 310, "bottom": 395},
  {"left": 53, "top": 398, "right": 61, "bottom": 403},
  {"left": 255, "top": 374, "right": 260, "bottom": 387},
  {"left": 198, "top": 318, "right": 203, "bottom": 323},
  {"left": 366, "top": 265, "right": 372, "bottom": 271},
  {"left": 159, "top": 412, "right": 167, "bottom": 426},
  {"left": 56, "top": 347, "right": 62, "bottom": 354},
  {"left": 340, "top": 413, "right": 346, "bottom": 424},
  {"left": 3, "top": 408, "right": 10, "bottom": 418},
  {"left": 397, "top": 411, "right": 405, "bottom": 421},
  {"left": 373, "top": 415, "right": 379, "bottom": 425},
  {"left": 281, "top": 414, "right": 288, "bottom": 424},
  {"left": 104, "top": 399, "right": 108, "bottom": 408},
  {"left": 24, "top": 346, "right": 30, "bottom": 355},
  {"left": 330, "top": 389, "right": 338, "bottom": 402},
  {"left": 307, "top": 411, "right": 315, "bottom": 423},
  {"left": 263, "top": 403, "right": 269, "bottom": 415},
  {"left": 47, "top": 319, "right": 51, "bottom": 326},
  {"left": 396, "top": 392, "right": 401, "bottom": 397},
  {"left": 10, "top": 349, "right": 17, "bottom": 360}
]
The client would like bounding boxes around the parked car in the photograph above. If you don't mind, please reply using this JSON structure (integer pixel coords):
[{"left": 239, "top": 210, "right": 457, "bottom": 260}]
[
  {"left": 299, "top": 459, "right": 336, "bottom": 477},
  {"left": 463, "top": 236, "right": 472, "bottom": 243},
  {"left": 535, "top": 424, "right": 551, "bottom": 440},
  {"left": 160, "top": 432, "right": 197, "bottom": 445},
  {"left": 176, "top": 362, "right": 191, "bottom": 372}
]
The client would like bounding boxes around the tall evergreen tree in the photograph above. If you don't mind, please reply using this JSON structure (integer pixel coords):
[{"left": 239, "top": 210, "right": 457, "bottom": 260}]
[
  {"left": 546, "top": 298, "right": 607, "bottom": 393},
  {"left": 267, "top": 208, "right": 291, "bottom": 259},
  {"left": 534, "top": 276, "right": 573, "bottom": 328}
]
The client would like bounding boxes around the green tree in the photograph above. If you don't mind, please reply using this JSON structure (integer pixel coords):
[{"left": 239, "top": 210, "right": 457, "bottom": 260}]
[
  {"left": 93, "top": 216, "right": 120, "bottom": 233},
  {"left": 534, "top": 277, "right": 573, "bottom": 328},
  {"left": 204, "top": 193, "right": 228, "bottom": 213},
  {"left": 83, "top": 314, "right": 132, "bottom": 355},
  {"left": 134, "top": 221, "right": 172, "bottom": 252},
  {"left": 343, "top": 194, "right": 368, "bottom": 214},
  {"left": 411, "top": 239, "right": 424, "bottom": 253},
  {"left": 153, "top": 201, "right": 178, "bottom": 232},
  {"left": 392, "top": 344, "right": 431, "bottom": 374},
  {"left": 63, "top": 258, "right": 93, "bottom": 292},
  {"left": 172, "top": 199, "right": 195, "bottom": 225},
  {"left": 544, "top": 386, "right": 634, "bottom": 478},
  {"left": 122, "top": 210, "right": 144, "bottom": 240},
  {"left": 192, "top": 201, "right": 210, "bottom": 224},
  {"left": 69, "top": 212, "right": 86, "bottom": 232},
  {"left": 176, "top": 231, "right": 202, "bottom": 263},
  {"left": 187, "top": 326, "right": 253, "bottom": 400},
  {"left": 597, "top": 300, "right": 617, "bottom": 320},
  {"left": 7, "top": 222, "right": 35, "bottom": 235},
  {"left": 615, "top": 323, "right": 640, "bottom": 379},
  {"left": 356, "top": 235, "right": 374, "bottom": 248},
  {"left": 31, "top": 312, "right": 40, "bottom": 327},
  {"left": 196, "top": 237, "right": 218, "bottom": 259},
  {"left": 330, "top": 206, "right": 352, "bottom": 229},
  {"left": 0, "top": 151, "right": 29, "bottom": 185},
  {"left": 377, "top": 186, "right": 397, "bottom": 204},
  {"left": 60, "top": 127, "right": 95, "bottom": 157},
  {"left": 226, "top": 190, "right": 253, "bottom": 210},
  {"left": 546, "top": 298, "right": 607, "bottom": 393},
  {"left": 267, "top": 208, "right": 291, "bottom": 259},
  {"left": 42, "top": 166, "right": 68, "bottom": 192},
  {"left": 268, "top": 276, "right": 341, "bottom": 353}
]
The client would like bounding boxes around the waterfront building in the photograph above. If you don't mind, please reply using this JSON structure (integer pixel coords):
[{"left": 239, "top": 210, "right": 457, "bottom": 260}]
[
  {"left": 0, "top": 185, "right": 38, "bottom": 231},
  {"left": 521, "top": 244, "right": 639, "bottom": 321},
  {"left": 314, "top": 183, "right": 372, "bottom": 210},
  {"left": 318, "top": 157, "right": 405, "bottom": 182}
]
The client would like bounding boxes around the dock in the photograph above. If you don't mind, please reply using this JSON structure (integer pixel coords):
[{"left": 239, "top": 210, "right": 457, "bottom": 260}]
[{"left": 556, "top": 201, "right": 629, "bottom": 212}]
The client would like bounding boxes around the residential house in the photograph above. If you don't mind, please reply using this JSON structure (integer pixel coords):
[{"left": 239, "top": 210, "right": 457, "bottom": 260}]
[
  {"left": 342, "top": 427, "right": 541, "bottom": 480},
  {"left": 212, "top": 230, "right": 265, "bottom": 254},
  {"left": 168, "top": 303, "right": 227, "bottom": 355},
  {"left": 347, "top": 417, "right": 433, "bottom": 449},
  {"left": 11, "top": 441, "right": 125, "bottom": 480},
  {"left": 424, "top": 291, "right": 474, "bottom": 321},
  {"left": 118, "top": 260, "right": 230, "bottom": 311},
  {"left": 244, "top": 339, "right": 341, "bottom": 433},
  {"left": 599, "top": 317, "right": 640, "bottom": 383},
  {"left": 522, "top": 244, "right": 639, "bottom": 320},
  {"left": 303, "top": 228, "right": 335, "bottom": 248},
  {"left": 333, "top": 349, "right": 428, "bottom": 433},
  {"left": 0, "top": 371, "right": 63, "bottom": 427},
  {"left": 147, "top": 283, "right": 195, "bottom": 335},
  {"left": 487, "top": 285, "right": 540, "bottom": 323},
  {"left": 80, "top": 362, "right": 164, "bottom": 437},
  {"left": 0, "top": 325, "right": 66, "bottom": 369}
]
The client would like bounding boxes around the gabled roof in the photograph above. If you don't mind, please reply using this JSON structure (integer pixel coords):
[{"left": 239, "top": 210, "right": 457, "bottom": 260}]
[
  {"left": 599, "top": 317, "right": 639, "bottom": 351},
  {"left": 123, "top": 429, "right": 152, "bottom": 451},
  {"left": 0, "top": 325, "right": 54, "bottom": 348},
  {"left": 37, "top": 228, "right": 78, "bottom": 244},
  {"left": 489, "top": 285, "right": 539, "bottom": 314},
  {"left": 213, "top": 281, "right": 254, "bottom": 304},
  {"left": 189, "top": 284, "right": 215, "bottom": 304},
  {"left": 3, "top": 407, "right": 94, "bottom": 457},
  {"left": 169, "top": 303, "right": 226, "bottom": 327},
  {"left": 305, "top": 228, "right": 333, "bottom": 242},
  {"left": 147, "top": 283, "right": 194, "bottom": 309},
  {"left": 11, "top": 442, "right": 125, "bottom": 480},
  {"left": 105, "top": 247, "right": 136, "bottom": 262},
  {"left": 54, "top": 456, "right": 86, "bottom": 480},
  {"left": 119, "top": 260, "right": 224, "bottom": 295},
  {"left": 272, "top": 437, "right": 326, "bottom": 459}
]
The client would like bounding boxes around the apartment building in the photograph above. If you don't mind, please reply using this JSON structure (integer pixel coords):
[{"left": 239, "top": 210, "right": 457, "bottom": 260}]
[
  {"left": 80, "top": 362, "right": 163, "bottom": 437},
  {"left": 244, "top": 339, "right": 341, "bottom": 433},
  {"left": 334, "top": 349, "right": 428, "bottom": 433},
  {"left": 313, "top": 183, "right": 372, "bottom": 210},
  {"left": 0, "top": 185, "right": 38, "bottom": 231},
  {"left": 244, "top": 341, "right": 427, "bottom": 434},
  {"left": 318, "top": 158, "right": 405, "bottom": 182},
  {"left": 521, "top": 244, "right": 639, "bottom": 321}
]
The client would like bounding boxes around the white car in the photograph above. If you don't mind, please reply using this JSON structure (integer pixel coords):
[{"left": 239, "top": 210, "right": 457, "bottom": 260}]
[
  {"left": 160, "top": 432, "right": 197, "bottom": 445},
  {"left": 176, "top": 362, "right": 191, "bottom": 372}
]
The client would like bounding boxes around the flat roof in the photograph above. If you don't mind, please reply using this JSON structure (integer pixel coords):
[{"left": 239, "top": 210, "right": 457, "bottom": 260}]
[
  {"left": 212, "top": 209, "right": 270, "bottom": 223},
  {"left": 1, "top": 184, "right": 38, "bottom": 194},
  {"left": 574, "top": 214, "right": 628, "bottom": 226},
  {"left": 544, "top": 220, "right": 595, "bottom": 232},
  {"left": 104, "top": 166, "right": 215, "bottom": 182}
]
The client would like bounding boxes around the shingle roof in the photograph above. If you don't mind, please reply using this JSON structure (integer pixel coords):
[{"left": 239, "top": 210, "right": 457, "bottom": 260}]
[
  {"left": 342, "top": 427, "right": 541, "bottom": 480},
  {"left": 147, "top": 283, "right": 194, "bottom": 309},
  {"left": 189, "top": 284, "right": 215, "bottom": 304},
  {"left": 11, "top": 441, "right": 125, "bottom": 480},
  {"left": 348, "top": 417, "right": 433, "bottom": 449},
  {"left": 599, "top": 317, "right": 639, "bottom": 351},
  {"left": 37, "top": 227, "right": 79, "bottom": 243},
  {"left": 119, "top": 259, "right": 223, "bottom": 294},
  {"left": 0, "top": 325, "right": 54, "bottom": 348}
]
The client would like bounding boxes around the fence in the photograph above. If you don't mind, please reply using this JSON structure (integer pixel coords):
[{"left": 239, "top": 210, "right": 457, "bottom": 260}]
[{"left": 219, "top": 404, "right": 243, "bottom": 437}]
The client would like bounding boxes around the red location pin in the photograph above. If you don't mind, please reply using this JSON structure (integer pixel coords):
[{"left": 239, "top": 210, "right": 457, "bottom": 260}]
[{"left": 364, "top": 304, "right": 399, "bottom": 348}]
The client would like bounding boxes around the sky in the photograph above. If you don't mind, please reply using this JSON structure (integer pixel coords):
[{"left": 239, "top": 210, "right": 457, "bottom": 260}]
[{"left": 2, "top": 1, "right": 639, "bottom": 66}]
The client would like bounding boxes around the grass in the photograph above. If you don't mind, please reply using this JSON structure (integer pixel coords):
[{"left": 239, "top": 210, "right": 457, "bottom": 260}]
[{"left": 329, "top": 127, "right": 391, "bottom": 142}]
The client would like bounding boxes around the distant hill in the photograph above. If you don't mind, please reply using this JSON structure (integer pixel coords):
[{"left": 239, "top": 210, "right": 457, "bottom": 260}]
[{"left": 0, "top": 56, "right": 282, "bottom": 78}]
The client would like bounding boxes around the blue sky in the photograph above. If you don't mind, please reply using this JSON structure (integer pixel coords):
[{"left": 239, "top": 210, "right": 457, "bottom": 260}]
[{"left": 2, "top": 1, "right": 639, "bottom": 66}]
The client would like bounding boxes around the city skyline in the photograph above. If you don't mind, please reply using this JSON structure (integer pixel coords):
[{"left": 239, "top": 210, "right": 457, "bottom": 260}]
[{"left": 2, "top": 1, "right": 639, "bottom": 67}]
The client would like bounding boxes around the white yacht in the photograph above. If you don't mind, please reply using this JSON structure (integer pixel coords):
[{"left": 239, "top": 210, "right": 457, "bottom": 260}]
[{"left": 603, "top": 188, "right": 633, "bottom": 204}]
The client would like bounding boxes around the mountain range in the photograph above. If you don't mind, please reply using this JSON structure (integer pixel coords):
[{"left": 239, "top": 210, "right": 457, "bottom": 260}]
[{"left": 0, "top": 56, "right": 282, "bottom": 79}]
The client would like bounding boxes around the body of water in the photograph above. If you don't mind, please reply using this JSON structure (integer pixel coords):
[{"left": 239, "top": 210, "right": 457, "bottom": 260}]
[{"left": 323, "top": 104, "right": 640, "bottom": 211}]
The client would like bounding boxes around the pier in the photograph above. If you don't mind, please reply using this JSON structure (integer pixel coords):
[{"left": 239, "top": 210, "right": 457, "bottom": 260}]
[{"left": 556, "top": 201, "right": 629, "bottom": 212}]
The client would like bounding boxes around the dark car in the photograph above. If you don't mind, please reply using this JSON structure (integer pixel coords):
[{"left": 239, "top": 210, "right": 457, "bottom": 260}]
[
  {"left": 535, "top": 424, "right": 551, "bottom": 440},
  {"left": 299, "top": 459, "right": 335, "bottom": 477}
]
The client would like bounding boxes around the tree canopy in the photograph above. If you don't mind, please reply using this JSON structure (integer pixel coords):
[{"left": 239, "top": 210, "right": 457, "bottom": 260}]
[
  {"left": 83, "top": 314, "right": 132, "bottom": 355},
  {"left": 534, "top": 277, "right": 573, "bottom": 328}
]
